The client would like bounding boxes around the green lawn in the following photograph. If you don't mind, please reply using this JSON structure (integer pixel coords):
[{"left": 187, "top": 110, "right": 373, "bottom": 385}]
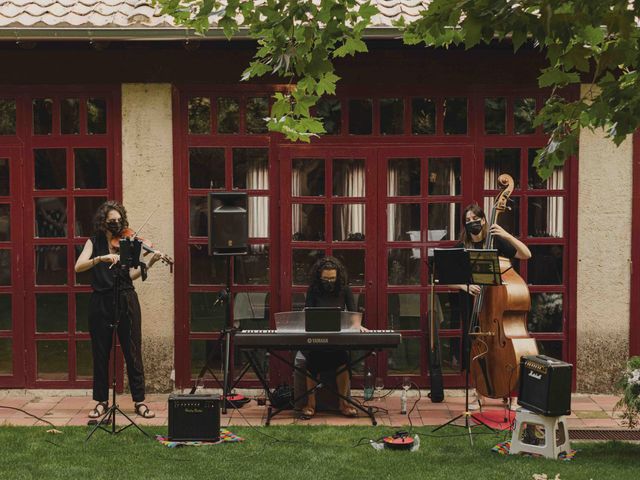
[{"left": 0, "top": 425, "right": 638, "bottom": 480}]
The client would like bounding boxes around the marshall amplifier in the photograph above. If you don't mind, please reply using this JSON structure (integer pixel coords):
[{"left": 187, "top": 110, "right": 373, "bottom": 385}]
[
  {"left": 518, "top": 355, "right": 572, "bottom": 416},
  {"left": 168, "top": 394, "right": 221, "bottom": 441}
]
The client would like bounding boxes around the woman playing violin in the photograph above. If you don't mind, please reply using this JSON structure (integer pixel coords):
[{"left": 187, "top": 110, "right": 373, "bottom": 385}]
[
  {"left": 454, "top": 203, "right": 531, "bottom": 408},
  {"left": 74, "top": 201, "right": 163, "bottom": 420}
]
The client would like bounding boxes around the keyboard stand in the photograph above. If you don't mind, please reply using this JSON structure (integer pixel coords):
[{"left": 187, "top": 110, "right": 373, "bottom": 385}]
[{"left": 241, "top": 347, "right": 378, "bottom": 426}]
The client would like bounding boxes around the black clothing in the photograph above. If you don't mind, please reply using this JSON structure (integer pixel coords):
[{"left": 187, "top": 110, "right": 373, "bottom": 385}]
[
  {"left": 89, "top": 232, "right": 145, "bottom": 402},
  {"left": 303, "top": 284, "right": 355, "bottom": 376},
  {"left": 455, "top": 235, "right": 517, "bottom": 260}
]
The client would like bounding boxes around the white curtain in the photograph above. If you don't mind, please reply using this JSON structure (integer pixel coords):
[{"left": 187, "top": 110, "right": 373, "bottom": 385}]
[
  {"left": 387, "top": 163, "right": 401, "bottom": 241},
  {"left": 291, "top": 165, "right": 301, "bottom": 236},
  {"left": 337, "top": 160, "right": 365, "bottom": 240},
  {"left": 546, "top": 169, "right": 564, "bottom": 237},
  {"left": 246, "top": 162, "right": 269, "bottom": 243}
]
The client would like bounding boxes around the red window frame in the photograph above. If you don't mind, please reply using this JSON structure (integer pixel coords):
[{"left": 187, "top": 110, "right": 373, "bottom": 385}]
[{"left": 631, "top": 130, "right": 640, "bottom": 357}]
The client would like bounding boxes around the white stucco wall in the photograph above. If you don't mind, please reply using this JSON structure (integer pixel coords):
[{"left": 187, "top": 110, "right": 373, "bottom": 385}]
[
  {"left": 576, "top": 84, "right": 632, "bottom": 392},
  {"left": 121, "top": 84, "right": 175, "bottom": 392}
]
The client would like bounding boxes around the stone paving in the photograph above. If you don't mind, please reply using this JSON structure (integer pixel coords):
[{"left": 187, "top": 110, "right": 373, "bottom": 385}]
[{"left": 0, "top": 390, "right": 627, "bottom": 430}]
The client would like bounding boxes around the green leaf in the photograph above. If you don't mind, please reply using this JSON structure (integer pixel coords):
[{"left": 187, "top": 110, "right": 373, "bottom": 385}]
[
  {"left": 333, "top": 37, "right": 368, "bottom": 58},
  {"left": 538, "top": 67, "right": 580, "bottom": 87}
]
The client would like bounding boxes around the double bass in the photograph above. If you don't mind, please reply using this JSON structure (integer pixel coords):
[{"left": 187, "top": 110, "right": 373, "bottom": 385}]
[{"left": 469, "top": 174, "right": 538, "bottom": 399}]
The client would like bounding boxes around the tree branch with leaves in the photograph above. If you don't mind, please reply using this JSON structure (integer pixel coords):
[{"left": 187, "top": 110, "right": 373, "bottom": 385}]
[{"left": 154, "top": 0, "right": 640, "bottom": 178}]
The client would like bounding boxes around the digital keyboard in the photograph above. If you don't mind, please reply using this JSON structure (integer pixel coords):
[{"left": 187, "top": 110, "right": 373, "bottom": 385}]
[{"left": 235, "top": 330, "right": 401, "bottom": 350}]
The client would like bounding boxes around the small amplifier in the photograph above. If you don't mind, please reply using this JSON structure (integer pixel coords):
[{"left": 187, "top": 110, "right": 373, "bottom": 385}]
[
  {"left": 168, "top": 394, "right": 221, "bottom": 442},
  {"left": 518, "top": 355, "right": 572, "bottom": 416}
]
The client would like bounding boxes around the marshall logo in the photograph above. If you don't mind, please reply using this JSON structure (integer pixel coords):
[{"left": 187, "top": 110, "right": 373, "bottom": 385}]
[
  {"left": 307, "top": 338, "right": 329, "bottom": 344},
  {"left": 527, "top": 371, "right": 542, "bottom": 380}
]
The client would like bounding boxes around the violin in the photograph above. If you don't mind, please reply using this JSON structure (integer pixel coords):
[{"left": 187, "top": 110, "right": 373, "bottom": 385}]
[
  {"left": 110, "top": 227, "right": 174, "bottom": 273},
  {"left": 468, "top": 174, "right": 538, "bottom": 399}
]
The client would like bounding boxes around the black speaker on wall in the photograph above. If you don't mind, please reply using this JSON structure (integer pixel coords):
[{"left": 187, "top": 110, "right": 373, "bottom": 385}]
[
  {"left": 518, "top": 354, "right": 573, "bottom": 416},
  {"left": 208, "top": 192, "right": 248, "bottom": 255}
]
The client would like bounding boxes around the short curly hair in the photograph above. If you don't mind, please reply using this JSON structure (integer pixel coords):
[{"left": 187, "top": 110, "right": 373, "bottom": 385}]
[
  {"left": 308, "top": 256, "right": 348, "bottom": 295},
  {"left": 93, "top": 200, "right": 129, "bottom": 234}
]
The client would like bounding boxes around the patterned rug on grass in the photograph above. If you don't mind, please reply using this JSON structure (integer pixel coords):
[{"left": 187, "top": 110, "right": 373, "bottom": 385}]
[
  {"left": 155, "top": 429, "right": 244, "bottom": 448},
  {"left": 492, "top": 441, "right": 577, "bottom": 460},
  {"left": 472, "top": 410, "right": 516, "bottom": 431}
]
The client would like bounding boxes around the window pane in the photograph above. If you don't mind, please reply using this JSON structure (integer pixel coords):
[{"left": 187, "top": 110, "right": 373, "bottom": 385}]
[
  {"left": 33, "top": 98, "right": 53, "bottom": 135},
  {"left": 234, "top": 245, "right": 270, "bottom": 284},
  {"left": 333, "top": 249, "right": 365, "bottom": 286},
  {"left": 387, "top": 203, "right": 420, "bottom": 242},
  {"left": 348, "top": 99, "right": 372, "bottom": 135},
  {"left": 514, "top": 98, "right": 536, "bottom": 134},
  {"left": 0, "top": 338, "right": 12, "bottom": 374},
  {"left": 388, "top": 336, "right": 421, "bottom": 375},
  {"left": 61, "top": 98, "right": 80, "bottom": 135},
  {"left": 35, "top": 197, "right": 67, "bottom": 238},
  {"left": 428, "top": 202, "right": 460, "bottom": 241},
  {"left": 76, "top": 341, "right": 93, "bottom": 379},
  {"left": 388, "top": 293, "right": 420, "bottom": 330},
  {"left": 189, "top": 148, "right": 225, "bottom": 189},
  {"left": 188, "top": 97, "right": 211, "bottom": 134},
  {"left": 528, "top": 245, "right": 563, "bottom": 285},
  {"left": 292, "top": 292, "right": 306, "bottom": 311},
  {"left": 0, "top": 99, "right": 17, "bottom": 135},
  {"left": 528, "top": 197, "right": 564, "bottom": 238},
  {"left": 0, "top": 158, "right": 8, "bottom": 195},
  {"left": 528, "top": 149, "right": 564, "bottom": 189},
  {"left": 75, "top": 148, "right": 107, "bottom": 189},
  {"left": 380, "top": 98, "right": 404, "bottom": 135},
  {"left": 37, "top": 340, "right": 68, "bottom": 380},
  {"left": 190, "top": 340, "right": 221, "bottom": 376},
  {"left": 529, "top": 293, "right": 563, "bottom": 332},
  {"left": 34, "top": 149, "right": 66, "bottom": 190},
  {"left": 292, "top": 204, "right": 324, "bottom": 241},
  {"left": 443, "top": 97, "right": 467, "bottom": 135},
  {"left": 0, "top": 204, "right": 9, "bottom": 241},
  {"left": 189, "top": 196, "right": 208, "bottom": 237},
  {"left": 333, "top": 159, "right": 365, "bottom": 197},
  {"left": 0, "top": 294, "right": 11, "bottom": 330},
  {"left": 484, "top": 97, "right": 506, "bottom": 134},
  {"left": 428, "top": 157, "right": 461, "bottom": 196},
  {"left": 190, "top": 292, "right": 225, "bottom": 332},
  {"left": 388, "top": 158, "right": 420, "bottom": 196},
  {"left": 234, "top": 292, "right": 270, "bottom": 329},
  {"left": 435, "top": 292, "right": 461, "bottom": 330},
  {"left": 388, "top": 248, "right": 420, "bottom": 285},
  {"left": 190, "top": 245, "right": 226, "bottom": 285},
  {"left": 233, "top": 148, "right": 269, "bottom": 189},
  {"left": 246, "top": 97, "right": 269, "bottom": 134},
  {"left": 292, "top": 249, "right": 324, "bottom": 285},
  {"left": 217, "top": 97, "right": 240, "bottom": 134},
  {"left": 36, "top": 293, "right": 68, "bottom": 332},
  {"left": 36, "top": 245, "right": 67, "bottom": 285},
  {"left": 317, "top": 97, "right": 341, "bottom": 134},
  {"left": 0, "top": 250, "right": 10, "bottom": 286},
  {"left": 411, "top": 98, "right": 435, "bottom": 135},
  {"left": 483, "top": 196, "right": 520, "bottom": 237},
  {"left": 75, "top": 292, "right": 90, "bottom": 332},
  {"left": 440, "top": 337, "right": 461, "bottom": 373},
  {"left": 333, "top": 204, "right": 365, "bottom": 241},
  {"left": 292, "top": 158, "right": 324, "bottom": 196},
  {"left": 75, "top": 196, "right": 106, "bottom": 237},
  {"left": 536, "top": 340, "right": 563, "bottom": 361},
  {"left": 248, "top": 196, "right": 269, "bottom": 238},
  {"left": 87, "top": 98, "right": 107, "bottom": 134},
  {"left": 74, "top": 245, "right": 91, "bottom": 286},
  {"left": 484, "top": 148, "right": 520, "bottom": 190}
]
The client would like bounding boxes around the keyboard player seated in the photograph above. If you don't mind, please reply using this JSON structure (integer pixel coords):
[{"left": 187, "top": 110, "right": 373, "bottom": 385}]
[{"left": 301, "top": 256, "right": 368, "bottom": 419}]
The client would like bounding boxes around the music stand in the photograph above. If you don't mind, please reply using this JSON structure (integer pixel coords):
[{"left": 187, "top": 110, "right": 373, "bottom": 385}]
[
  {"left": 430, "top": 247, "right": 501, "bottom": 445},
  {"left": 86, "top": 237, "right": 150, "bottom": 442}
]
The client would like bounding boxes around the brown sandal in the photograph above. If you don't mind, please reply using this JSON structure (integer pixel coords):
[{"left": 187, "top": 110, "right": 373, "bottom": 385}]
[
  {"left": 300, "top": 406, "right": 315, "bottom": 419},
  {"left": 134, "top": 402, "right": 155, "bottom": 419},
  {"left": 88, "top": 401, "right": 108, "bottom": 419},
  {"left": 340, "top": 406, "right": 358, "bottom": 417}
]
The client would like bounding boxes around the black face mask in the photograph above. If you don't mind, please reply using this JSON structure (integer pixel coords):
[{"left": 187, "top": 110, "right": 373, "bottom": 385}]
[
  {"left": 320, "top": 279, "right": 336, "bottom": 292},
  {"left": 465, "top": 219, "right": 483, "bottom": 236},
  {"left": 106, "top": 220, "right": 122, "bottom": 234}
]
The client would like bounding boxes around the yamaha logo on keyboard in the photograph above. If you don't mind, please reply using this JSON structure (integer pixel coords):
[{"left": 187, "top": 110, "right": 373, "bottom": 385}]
[{"left": 307, "top": 338, "right": 329, "bottom": 344}]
